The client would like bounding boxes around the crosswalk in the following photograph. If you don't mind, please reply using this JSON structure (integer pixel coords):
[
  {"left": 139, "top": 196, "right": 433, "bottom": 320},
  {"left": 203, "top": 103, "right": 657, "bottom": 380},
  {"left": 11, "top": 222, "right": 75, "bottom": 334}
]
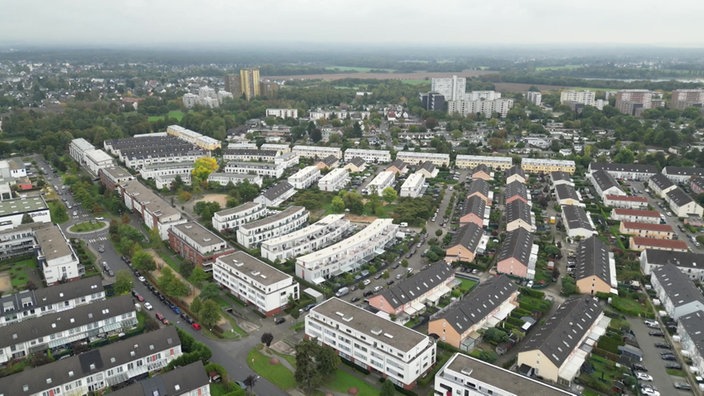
[{"left": 88, "top": 236, "right": 109, "bottom": 243}]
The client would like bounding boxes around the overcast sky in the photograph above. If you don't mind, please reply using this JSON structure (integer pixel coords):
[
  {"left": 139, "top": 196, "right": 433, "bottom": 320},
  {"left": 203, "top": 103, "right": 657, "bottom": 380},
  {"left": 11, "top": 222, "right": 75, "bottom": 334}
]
[{"left": 2, "top": 0, "right": 703, "bottom": 47}]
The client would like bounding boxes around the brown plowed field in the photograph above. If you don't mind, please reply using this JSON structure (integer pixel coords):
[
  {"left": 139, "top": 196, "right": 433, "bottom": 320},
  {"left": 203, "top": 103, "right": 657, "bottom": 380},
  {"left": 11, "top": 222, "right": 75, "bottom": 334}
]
[{"left": 264, "top": 70, "right": 495, "bottom": 82}]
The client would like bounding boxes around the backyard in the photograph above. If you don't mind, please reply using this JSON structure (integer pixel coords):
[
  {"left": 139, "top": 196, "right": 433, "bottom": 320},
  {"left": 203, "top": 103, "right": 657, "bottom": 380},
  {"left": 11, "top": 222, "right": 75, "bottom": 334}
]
[{"left": 0, "top": 257, "right": 38, "bottom": 291}]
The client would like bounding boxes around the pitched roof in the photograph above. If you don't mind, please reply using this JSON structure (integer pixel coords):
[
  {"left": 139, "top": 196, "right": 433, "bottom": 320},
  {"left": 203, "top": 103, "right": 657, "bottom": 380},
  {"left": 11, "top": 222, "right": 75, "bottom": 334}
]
[
  {"left": 605, "top": 194, "right": 648, "bottom": 203},
  {"left": 692, "top": 177, "right": 704, "bottom": 191},
  {"left": 505, "top": 181, "right": 528, "bottom": 201},
  {"left": 550, "top": 171, "right": 572, "bottom": 183},
  {"left": 612, "top": 208, "right": 660, "bottom": 219},
  {"left": 642, "top": 249, "right": 704, "bottom": 268},
  {"left": 319, "top": 155, "right": 339, "bottom": 167},
  {"left": 555, "top": 184, "right": 579, "bottom": 202},
  {"left": 261, "top": 181, "right": 294, "bottom": 201},
  {"left": 562, "top": 205, "right": 594, "bottom": 232},
  {"left": 632, "top": 237, "right": 689, "bottom": 250},
  {"left": 505, "top": 165, "right": 525, "bottom": 179},
  {"left": 506, "top": 200, "right": 532, "bottom": 225},
  {"left": 388, "top": 159, "right": 407, "bottom": 171},
  {"left": 0, "top": 277, "right": 103, "bottom": 316},
  {"left": 663, "top": 166, "right": 704, "bottom": 178},
  {"left": 666, "top": 187, "right": 695, "bottom": 207},
  {"left": 573, "top": 236, "right": 612, "bottom": 284},
  {"left": 467, "top": 179, "right": 490, "bottom": 199},
  {"left": 110, "top": 361, "right": 208, "bottom": 396},
  {"left": 649, "top": 173, "right": 675, "bottom": 190},
  {"left": 349, "top": 156, "right": 366, "bottom": 167},
  {"left": 449, "top": 223, "right": 484, "bottom": 252},
  {"left": 378, "top": 263, "right": 455, "bottom": 309},
  {"left": 433, "top": 275, "right": 517, "bottom": 333},
  {"left": 590, "top": 169, "right": 621, "bottom": 192},
  {"left": 419, "top": 161, "right": 436, "bottom": 173},
  {"left": 590, "top": 162, "right": 658, "bottom": 174},
  {"left": 652, "top": 265, "right": 704, "bottom": 311},
  {"left": 520, "top": 296, "right": 603, "bottom": 366},
  {"left": 497, "top": 228, "right": 534, "bottom": 266},
  {"left": 472, "top": 164, "right": 490, "bottom": 175},
  {"left": 462, "top": 195, "right": 486, "bottom": 218},
  {"left": 621, "top": 221, "right": 673, "bottom": 233},
  {"left": 679, "top": 311, "right": 704, "bottom": 359}
]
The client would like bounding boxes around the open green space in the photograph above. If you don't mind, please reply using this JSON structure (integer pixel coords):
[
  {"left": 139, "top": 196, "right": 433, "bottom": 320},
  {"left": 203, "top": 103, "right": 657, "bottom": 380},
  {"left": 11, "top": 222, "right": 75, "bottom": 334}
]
[
  {"left": 68, "top": 220, "right": 107, "bottom": 233},
  {"left": 456, "top": 278, "right": 478, "bottom": 294},
  {"left": 535, "top": 64, "right": 582, "bottom": 71},
  {"left": 247, "top": 347, "right": 297, "bottom": 390},
  {"left": 323, "top": 370, "right": 380, "bottom": 396},
  {"left": 148, "top": 110, "right": 184, "bottom": 122},
  {"left": 3, "top": 258, "right": 36, "bottom": 289},
  {"left": 325, "top": 65, "right": 394, "bottom": 73}
]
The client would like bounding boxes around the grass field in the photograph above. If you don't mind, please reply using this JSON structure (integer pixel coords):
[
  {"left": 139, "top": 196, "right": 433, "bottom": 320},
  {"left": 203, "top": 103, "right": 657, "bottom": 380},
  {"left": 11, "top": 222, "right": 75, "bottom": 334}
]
[
  {"left": 535, "top": 64, "right": 582, "bottom": 71},
  {"left": 7, "top": 258, "right": 35, "bottom": 289},
  {"left": 69, "top": 220, "right": 106, "bottom": 233},
  {"left": 456, "top": 278, "right": 478, "bottom": 294},
  {"left": 148, "top": 110, "right": 184, "bottom": 122},
  {"left": 325, "top": 65, "right": 394, "bottom": 73},
  {"left": 323, "top": 370, "right": 380, "bottom": 396},
  {"left": 247, "top": 347, "right": 297, "bottom": 390}
]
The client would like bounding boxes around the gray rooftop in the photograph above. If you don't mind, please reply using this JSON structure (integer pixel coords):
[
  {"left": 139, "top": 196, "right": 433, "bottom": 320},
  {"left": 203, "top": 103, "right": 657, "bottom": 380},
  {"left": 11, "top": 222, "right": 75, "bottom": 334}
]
[
  {"left": 319, "top": 155, "right": 339, "bottom": 166},
  {"left": 643, "top": 249, "right": 704, "bottom": 269},
  {"left": 506, "top": 200, "right": 532, "bottom": 225},
  {"left": 216, "top": 251, "right": 292, "bottom": 286},
  {"left": 99, "top": 166, "right": 133, "bottom": 181},
  {"left": 34, "top": 224, "right": 74, "bottom": 261},
  {"left": 463, "top": 195, "right": 486, "bottom": 218},
  {"left": 122, "top": 180, "right": 180, "bottom": 219},
  {"left": 505, "top": 180, "right": 528, "bottom": 201},
  {"left": 0, "top": 277, "right": 103, "bottom": 317},
  {"left": 472, "top": 164, "right": 490, "bottom": 174},
  {"left": 418, "top": 160, "right": 436, "bottom": 172},
  {"left": 311, "top": 297, "right": 429, "bottom": 353},
  {"left": 214, "top": 201, "right": 263, "bottom": 217},
  {"left": 520, "top": 296, "right": 603, "bottom": 366},
  {"left": 497, "top": 228, "right": 534, "bottom": 265},
  {"left": 449, "top": 223, "right": 484, "bottom": 252},
  {"left": 663, "top": 166, "right": 704, "bottom": 177},
  {"left": 0, "top": 327, "right": 179, "bottom": 395},
  {"left": 467, "top": 179, "right": 490, "bottom": 199},
  {"left": 239, "top": 206, "right": 305, "bottom": 231},
  {"left": 692, "top": 177, "right": 704, "bottom": 191},
  {"left": 434, "top": 275, "right": 517, "bottom": 334},
  {"left": 590, "top": 169, "right": 620, "bottom": 192},
  {"left": 562, "top": 205, "right": 594, "bottom": 232},
  {"left": 590, "top": 162, "right": 658, "bottom": 174},
  {"left": 110, "top": 361, "right": 208, "bottom": 396},
  {"left": 349, "top": 157, "right": 366, "bottom": 167},
  {"left": 679, "top": 311, "right": 704, "bottom": 361},
  {"left": 555, "top": 184, "right": 579, "bottom": 202},
  {"left": 652, "top": 264, "right": 704, "bottom": 308},
  {"left": 666, "top": 187, "right": 695, "bottom": 207},
  {"left": 388, "top": 158, "right": 407, "bottom": 171},
  {"left": 0, "top": 295, "right": 134, "bottom": 348},
  {"left": 224, "top": 148, "right": 278, "bottom": 157},
  {"left": 171, "top": 221, "right": 226, "bottom": 248},
  {"left": 649, "top": 173, "right": 675, "bottom": 190},
  {"left": 378, "top": 262, "right": 454, "bottom": 309},
  {"left": 550, "top": 171, "right": 572, "bottom": 182},
  {"left": 0, "top": 196, "right": 48, "bottom": 217},
  {"left": 261, "top": 181, "right": 294, "bottom": 201},
  {"left": 505, "top": 165, "right": 525, "bottom": 178},
  {"left": 574, "top": 236, "right": 612, "bottom": 284}
]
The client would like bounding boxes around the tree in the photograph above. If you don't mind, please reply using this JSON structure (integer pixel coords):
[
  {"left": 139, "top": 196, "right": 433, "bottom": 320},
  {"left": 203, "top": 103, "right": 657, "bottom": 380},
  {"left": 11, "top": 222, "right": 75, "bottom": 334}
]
[
  {"left": 382, "top": 187, "right": 397, "bottom": 203},
  {"left": 483, "top": 328, "right": 509, "bottom": 345},
  {"left": 190, "top": 297, "right": 203, "bottom": 316},
  {"left": 158, "top": 267, "right": 190, "bottom": 297},
  {"left": 198, "top": 299, "right": 222, "bottom": 329},
  {"left": 199, "top": 283, "right": 221, "bottom": 301},
  {"left": 380, "top": 379, "right": 397, "bottom": 396},
  {"left": 330, "top": 196, "right": 345, "bottom": 213},
  {"left": 295, "top": 339, "right": 340, "bottom": 393},
  {"left": 21, "top": 213, "right": 34, "bottom": 224},
  {"left": 192, "top": 156, "right": 219, "bottom": 182},
  {"left": 261, "top": 332, "right": 274, "bottom": 347},
  {"left": 132, "top": 249, "right": 156, "bottom": 272},
  {"left": 194, "top": 200, "right": 222, "bottom": 222},
  {"left": 561, "top": 276, "right": 577, "bottom": 296},
  {"left": 114, "top": 270, "right": 133, "bottom": 295}
]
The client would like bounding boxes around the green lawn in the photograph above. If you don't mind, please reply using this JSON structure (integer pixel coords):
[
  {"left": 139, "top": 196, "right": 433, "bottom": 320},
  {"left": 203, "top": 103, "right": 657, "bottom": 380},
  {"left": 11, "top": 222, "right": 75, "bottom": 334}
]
[
  {"left": 148, "top": 110, "right": 184, "bottom": 122},
  {"left": 69, "top": 220, "right": 107, "bottom": 233},
  {"left": 456, "top": 278, "right": 477, "bottom": 294},
  {"left": 324, "top": 370, "right": 380, "bottom": 396},
  {"left": 247, "top": 347, "right": 297, "bottom": 390},
  {"left": 6, "top": 258, "right": 35, "bottom": 289},
  {"left": 610, "top": 295, "right": 650, "bottom": 316}
]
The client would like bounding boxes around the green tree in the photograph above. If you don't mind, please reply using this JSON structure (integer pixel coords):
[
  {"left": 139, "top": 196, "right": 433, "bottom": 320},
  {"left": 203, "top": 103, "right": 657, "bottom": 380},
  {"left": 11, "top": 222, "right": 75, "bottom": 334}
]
[
  {"left": 561, "top": 276, "right": 577, "bottom": 296},
  {"left": 295, "top": 339, "right": 340, "bottom": 393},
  {"left": 382, "top": 187, "right": 398, "bottom": 203},
  {"left": 132, "top": 249, "right": 156, "bottom": 272},
  {"left": 21, "top": 213, "right": 34, "bottom": 224},
  {"left": 190, "top": 297, "right": 203, "bottom": 315},
  {"left": 198, "top": 299, "right": 222, "bottom": 329},
  {"left": 261, "top": 332, "right": 274, "bottom": 347},
  {"left": 113, "top": 270, "right": 133, "bottom": 295},
  {"left": 483, "top": 328, "right": 509, "bottom": 345},
  {"left": 194, "top": 201, "right": 222, "bottom": 223},
  {"left": 330, "top": 196, "right": 345, "bottom": 213},
  {"left": 199, "top": 283, "right": 221, "bottom": 301},
  {"left": 380, "top": 379, "right": 397, "bottom": 396}
]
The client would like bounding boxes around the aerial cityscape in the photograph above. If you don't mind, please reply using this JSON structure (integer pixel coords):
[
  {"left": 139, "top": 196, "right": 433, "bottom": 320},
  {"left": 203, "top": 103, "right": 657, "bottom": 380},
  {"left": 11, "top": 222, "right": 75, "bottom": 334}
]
[{"left": 2, "top": 1, "right": 704, "bottom": 396}]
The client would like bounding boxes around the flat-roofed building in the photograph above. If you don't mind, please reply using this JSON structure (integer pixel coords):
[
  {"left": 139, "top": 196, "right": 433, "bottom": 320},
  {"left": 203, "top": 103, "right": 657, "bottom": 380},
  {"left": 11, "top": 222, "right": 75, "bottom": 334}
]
[
  {"left": 611, "top": 208, "right": 661, "bottom": 224},
  {"left": 207, "top": 172, "right": 263, "bottom": 187},
  {"left": 167, "top": 125, "right": 221, "bottom": 150},
  {"left": 292, "top": 145, "right": 342, "bottom": 159},
  {"left": 287, "top": 166, "right": 321, "bottom": 190},
  {"left": 99, "top": 166, "right": 135, "bottom": 191},
  {"left": 212, "top": 202, "right": 268, "bottom": 232},
  {"left": 366, "top": 171, "right": 396, "bottom": 196},
  {"left": 629, "top": 236, "right": 689, "bottom": 252},
  {"left": 521, "top": 158, "right": 576, "bottom": 174},
  {"left": 640, "top": 249, "right": 704, "bottom": 281},
  {"left": 168, "top": 221, "right": 235, "bottom": 268},
  {"left": 261, "top": 143, "right": 291, "bottom": 153},
  {"left": 435, "top": 353, "right": 576, "bottom": 396},
  {"left": 69, "top": 138, "right": 95, "bottom": 164},
  {"left": 254, "top": 181, "right": 296, "bottom": 207},
  {"left": 445, "top": 223, "right": 485, "bottom": 263},
  {"left": 0, "top": 295, "right": 137, "bottom": 364},
  {"left": 400, "top": 173, "right": 425, "bottom": 198},
  {"left": 266, "top": 108, "right": 298, "bottom": 119},
  {"left": 562, "top": 205, "right": 596, "bottom": 239},
  {"left": 296, "top": 219, "right": 398, "bottom": 283},
  {"left": 119, "top": 180, "right": 185, "bottom": 240},
  {"left": 651, "top": 264, "right": 704, "bottom": 320},
  {"left": 497, "top": 228, "right": 538, "bottom": 280},
  {"left": 83, "top": 149, "right": 115, "bottom": 177},
  {"left": 261, "top": 214, "right": 351, "bottom": 262},
  {"left": 0, "top": 196, "right": 52, "bottom": 231},
  {"left": 619, "top": 221, "right": 674, "bottom": 239},
  {"left": 517, "top": 297, "right": 610, "bottom": 386},
  {"left": 573, "top": 236, "right": 617, "bottom": 295},
  {"left": 455, "top": 155, "right": 512, "bottom": 170},
  {"left": 306, "top": 297, "right": 436, "bottom": 389},
  {"left": 223, "top": 148, "right": 278, "bottom": 162},
  {"left": 318, "top": 167, "right": 350, "bottom": 192},
  {"left": 223, "top": 161, "right": 285, "bottom": 178},
  {"left": 34, "top": 224, "right": 82, "bottom": 285},
  {"left": 343, "top": 148, "right": 391, "bottom": 163},
  {"left": 213, "top": 251, "right": 299, "bottom": 316},
  {"left": 603, "top": 194, "right": 649, "bottom": 209},
  {"left": 236, "top": 206, "right": 308, "bottom": 249},
  {"left": 396, "top": 151, "right": 450, "bottom": 167},
  {"left": 428, "top": 275, "right": 518, "bottom": 350}
]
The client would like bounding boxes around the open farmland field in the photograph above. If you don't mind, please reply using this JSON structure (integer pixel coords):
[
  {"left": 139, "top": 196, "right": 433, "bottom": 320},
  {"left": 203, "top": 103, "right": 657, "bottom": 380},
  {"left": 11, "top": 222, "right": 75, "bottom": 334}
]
[{"left": 265, "top": 69, "right": 495, "bottom": 82}]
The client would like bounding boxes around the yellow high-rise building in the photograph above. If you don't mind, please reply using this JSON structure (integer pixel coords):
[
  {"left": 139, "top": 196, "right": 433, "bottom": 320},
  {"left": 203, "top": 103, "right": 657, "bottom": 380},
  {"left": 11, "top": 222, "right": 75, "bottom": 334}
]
[{"left": 240, "top": 68, "right": 260, "bottom": 100}]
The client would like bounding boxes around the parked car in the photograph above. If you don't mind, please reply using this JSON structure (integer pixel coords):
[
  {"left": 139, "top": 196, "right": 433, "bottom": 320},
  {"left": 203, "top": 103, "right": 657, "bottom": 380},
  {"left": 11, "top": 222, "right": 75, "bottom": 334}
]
[
  {"left": 632, "top": 363, "right": 648, "bottom": 372},
  {"left": 155, "top": 312, "right": 169, "bottom": 325},
  {"left": 661, "top": 354, "right": 677, "bottom": 361},
  {"left": 363, "top": 290, "right": 374, "bottom": 297},
  {"left": 644, "top": 319, "right": 659, "bottom": 328},
  {"left": 649, "top": 330, "right": 665, "bottom": 337},
  {"left": 192, "top": 323, "right": 202, "bottom": 331},
  {"left": 134, "top": 293, "right": 144, "bottom": 302},
  {"left": 654, "top": 343, "right": 671, "bottom": 349},
  {"left": 635, "top": 372, "right": 653, "bottom": 382},
  {"left": 274, "top": 317, "right": 286, "bottom": 325},
  {"left": 143, "top": 302, "right": 153, "bottom": 310},
  {"left": 674, "top": 382, "right": 692, "bottom": 390},
  {"left": 665, "top": 362, "right": 682, "bottom": 369},
  {"left": 350, "top": 297, "right": 360, "bottom": 303}
]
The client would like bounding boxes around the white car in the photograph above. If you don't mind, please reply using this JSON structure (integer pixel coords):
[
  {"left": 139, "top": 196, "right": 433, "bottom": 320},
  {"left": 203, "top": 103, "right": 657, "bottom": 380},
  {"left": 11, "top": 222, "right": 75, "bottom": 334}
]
[
  {"left": 138, "top": 276, "right": 146, "bottom": 283},
  {"left": 640, "top": 386, "right": 659, "bottom": 396},
  {"left": 644, "top": 319, "right": 659, "bottom": 328},
  {"left": 636, "top": 372, "right": 653, "bottom": 381},
  {"left": 143, "top": 302, "right": 153, "bottom": 310}
]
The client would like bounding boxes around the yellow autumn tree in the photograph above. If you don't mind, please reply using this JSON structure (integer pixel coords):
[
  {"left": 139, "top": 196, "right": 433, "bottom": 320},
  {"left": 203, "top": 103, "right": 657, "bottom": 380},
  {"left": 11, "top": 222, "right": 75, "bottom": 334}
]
[{"left": 192, "top": 157, "right": 219, "bottom": 182}]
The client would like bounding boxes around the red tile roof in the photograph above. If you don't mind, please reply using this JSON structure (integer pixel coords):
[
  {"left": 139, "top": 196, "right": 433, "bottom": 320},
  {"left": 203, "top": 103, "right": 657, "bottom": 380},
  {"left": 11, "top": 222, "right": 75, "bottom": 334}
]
[
  {"left": 631, "top": 237, "right": 688, "bottom": 250},
  {"left": 621, "top": 222, "right": 673, "bottom": 232},
  {"left": 612, "top": 208, "right": 660, "bottom": 218},
  {"left": 606, "top": 194, "right": 648, "bottom": 202}
]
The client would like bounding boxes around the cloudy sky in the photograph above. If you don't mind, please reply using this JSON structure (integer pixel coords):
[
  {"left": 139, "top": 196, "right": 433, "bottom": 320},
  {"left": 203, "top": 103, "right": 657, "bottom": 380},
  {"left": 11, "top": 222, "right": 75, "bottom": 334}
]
[{"left": 2, "top": 0, "right": 702, "bottom": 47}]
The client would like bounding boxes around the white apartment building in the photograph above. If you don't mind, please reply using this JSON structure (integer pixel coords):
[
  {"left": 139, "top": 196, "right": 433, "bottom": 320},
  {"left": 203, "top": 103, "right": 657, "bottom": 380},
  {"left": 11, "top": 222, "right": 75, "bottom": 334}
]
[
  {"left": 236, "top": 206, "right": 308, "bottom": 249},
  {"left": 366, "top": 171, "right": 396, "bottom": 196},
  {"left": 343, "top": 149, "right": 392, "bottom": 163},
  {"left": 119, "top": 180, "right": 185, "bottom": 240},
  {"left": 318, "top": 167, "right": 350, "bottom": 192},
  {"left": 34, "top": 224, "right": 82, "bottom": 286},
  {"left": 212, "top": 202, "right": 268, "bottom": 232},
  {"left": 223, "top": 149, "right": 278, "bottom": 162},
  {"left": 447, "top": 98, "right": 514, "bottom": 118},
  {"left": 166, "top": 125, "right": 221, "bottom": 150},
  {"left": 296, "top": 218, "right": 398, "bottom": 283},
  {"left": 678, "top": 311, "right": 704, "bottom": 376},
  {"left": 400, "top": 173, "right": 425, "bottom": 198},
  {"left": 261, "top": 143, "right": 291, "bottom": 153},
  {"left": 155, "top": 173, "right": 192, "bottom": 190},
  {"left": 396, "top": 151, "right": 450, "bottom": 167},
  {"left": 223, "top": 161, "right": 285, "bottom": 178},
  {"left": 261, "top": 214, "right": 352, "bottom": 262},
  {"left": 521, "top": 158, "right": 576, "bottom": 174},
  {"left": 560, "top": 90, "right": 596, "bottom": 106},
  {"left": 213, "top": 251, "right": 299, "bottom": 316},
  {"left": 0, "top": 277, "right": 104, "bottom": 327},
  {"left": 274, "top": 152, "right": 300, "bottom": 169},
  {"left": 455, "top": 155, "right": 513, "bottom": 170},
  {"left": 650, "top": 264, "right": 704, "bottom": 320},
  {"left": 431, "top": 76, "right": 466, "bottom": 101},
  {"left": 167, "top": 221, "right": 234, "bottom": 268},
  {"left": 0, "top": 295, "right": 137, "bottom": 364},
  {"left": 228, "top": 142, "right": 258, "bottom": 150},
  {"left": 0, "top": 327, "right": 184, "bottom": 396},
  {"left": 0, "top": 197, "right": 52, "bottom": 231},
  {"left": 83, "top": 149, "right": 115, "bottom": 177},
  {"left": 306, "top": 298, "right": 436, "bottom": 389},
  {"left": 292, "top": 145, "right": 343, "bottom": 159},
  {"left": 207, "top": 172, "right": 263, "bottom": 187},
  {"left": 139, "top": 161, "right": 194, "bottom": 183},
  {"left": 287, "top": 166, "right": 321, "bottom": 190},
  {"left": 526, "top": 91, "right": 542, "bottom": 106},
  {"left": 266, "top": 108, "right": 299, "bottom": 119},
  {"left": 123, "top": 151, "right": 202, "bottom": 171},
  {"left": 254, "top": 181, "right": 296, "bottom": 207},
  {"left": 69, "top": 138, "right": 96, "bottom": 164}
]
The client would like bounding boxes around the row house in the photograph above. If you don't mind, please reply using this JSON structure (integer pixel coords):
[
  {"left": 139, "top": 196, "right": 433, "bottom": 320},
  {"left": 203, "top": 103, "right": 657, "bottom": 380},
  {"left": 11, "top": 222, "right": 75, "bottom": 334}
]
[
  {"left": 318, "top": 168, "right": 350, "bottom": 192},
  {"left": 0, "top": 277, "right": 104, "bottom": 327},
  {"left": 445, "top": 223, "right": 485, "bottom": 263},
  {"left": 0, "top": 295, "right": 137, "bottom": 364},
  {"left": 35, "top": 224, "right": 83, "bottom": 286},
  {"left": 504, "top": 180, "right": 530, "bottom": 205},
  {"left": 211, "top": 202, "right": 268, "bottom": 233},
  {"left": 306, "top": 298, "right": 436, "bottom": 389},
  {"left": 521, "top": 158, "right": 576, "bottom": 174},
  {"left": 0, "top": 327, "right": 183, "bottom": 396},
  {"left": 603, "top": 194, "right": 649, "bottom": 209},
  {"left": 213, "top": 251, "right": 299, "bottom": 316},
  {"left": 236, "top": 206, "right": 308, "bottom": 249},
  {"left": 287, "top": 166, "right": 321, "bottom": 190},
  {"left": 139, "top": 161, "right": 194, "bottom": 189},
  {"left": 273, "top": 152, "right": 300, "bottom": 169},
  {"left": 589, "top": 169, "right": 625, "bottom": 199},
  {"left": 168, "top": 221, "right": 235, "bottom": 269},
  {"left": 207, "top": 172, "right": 262, "bottom": 187},
  {"left": 677, "top": 311, "right": 704, "bottom": 376},
  {"left": 315, "top": 155, "right": 340, "bottom": 171},
  {"left": 118, "top": 180, "right": 185, "bottom": 240},
  {"left": 122, "top": 150, "right": 204, "bottom": 171},
  {"left": 455, "top": 155, "right": 512, "bottom": 170},
  {"left": 343, "top": 148, "right": 391, "bottom": 163},
  {"left": 467, "top": 179, "right": 492, "bottom": 205},
  {"left": 260, "top": 214, "right": 352, "bottom": 262},
  {"left": 223, "top": 148, "right": 278, "bottom": 162},
  {"left": 629, "top": 236, "right": 689, "bottom": 252},
  {"left": 459, "top": 195, "right": 488, "bottom": 228},
  {"left": 640, "top": 249, "right": 704, "bottom": 281},
  {"left": 555, "top": 184, "right": 583, "bottom": 207},
  {"left": 366, "top": 171, "right": 396, "bottom": 196},
  {"left": 295, "top": 219, "right": 398, "bottom": 284},
  {"left": 505, "top": 165, "right": 526, "bottom": 184},
  {"left": 610, "top": 208, "right": 661, "bottom": 224},
  {"left": 649, "top": 173, "right": 676, "bottom": 198},
  {"left": 496, "top": 228, "right": 538, "bottom": 280},
  {"left": 292, "top": 145, "right": 342, "bottom": 159},
  {"left": 99, "top": 166, "right": 135, "bottom": 191},
  {"left": 428, "top": 275, "right": 518, "bottom": 351},
  {"left": 0, "top": 223, "right": 39, "bottom": 260},
  {"left": 665, "top": 187, "right": 704, "bottom": 217},
  {"left": 618, "top": 221, "right": 675, "bottom": 239},
  {"left": 550, "top": 171, "right": 574, "bottom": 187},
  {"left": 661, "top": 166, "right": 704, "bottom": 184},
  {"left": 691, "top": 177, "right": 704, "bottom": 195},
  {"left": 505, "top": 200, "right": 535, "bottom": 233},
  {"left": 254, "top": 181, "right": 296, "bottom": 207},
  {"left": 223, "top": 161, "right": 285, "bottom": 178},
  {"left": 650, "top": 264, "right": 704, "bottom": 320},
  {"left": 400, "top": 173, "right": 425, "bottom": 198},
  {"left": 344, "top": 157, "right": 366, "bottom": 173},
  {"left": 588, "top": 162, "right": 658, "bottom": 181},
  {"left": 562, "top": 205, "right": 596, "bottom": 239},
  {"left": 110, "top": 362, "right": 209, "bottom": 396},
  {"left": 573, "top": 236, "right": 617, "bottom": 295},
  {"left": 369, "top": 263, "right": 455, "bottom": 316},
  {"left": 396, "top": 151, "right": 450, "bottom": 167},
  {"left": 470, "top": 164, "right": 492, "bottom": 181},
  {"left": 386, "top": 159, "right": 408, "bottom": 175},
  {"left": 261, "top": 143, "right": 292, "bottom": 153},
  {"left": 167, "top": 124, "right": 221, "bottom": 150}
]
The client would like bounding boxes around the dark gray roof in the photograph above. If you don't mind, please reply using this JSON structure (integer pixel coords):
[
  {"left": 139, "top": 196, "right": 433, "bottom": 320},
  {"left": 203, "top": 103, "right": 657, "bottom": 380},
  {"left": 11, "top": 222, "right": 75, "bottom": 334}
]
[
  {"left": 0, "top": 295, "right": 134, "bottom": 348},
  {"left": 506, "top": 165, "right": 525, "bottom": 179},
  {"left": 349, "top": 156, "right": 366, "bottom": 167},
  {"left": 388, "top": 159, "right": 407, "bottom": 171},
  {"left": 110, "top": 361, "right": 208, "bottom": 396},
  {"left": 562, "top": 205, "right": 594, "bottom": 232},
  {"left": 652, "top": 264, "right": 704, "bottom": 308},
  {"left": 0, "top": 277, "right": 103, "bottom": 319},
  {"left": 224, "top": 148, "right": 277, "bottom": 157},
  {"left": 679, "top": 311, "right": 704, "bottom": 360},
  {"left": 497, "top": 228, "right": 534, "bottom": 265},
  {"left": 589, "top": 162, "right": 658, "bottom": 174},
  {"left": 574, "top": 236, "right": 612, "bottom": 284},
  {"left": 520, "top": 296, "right": 603, "bottom": 366},
  {"left": 0, "top": 327, "right": 179, "bottom": 395},
  {"left": 261, "top": 181, "right": 294, "bottom": 201},
  {"left": 663, "top": 166, "right": 704, "bottom": 178},
  {"left": 449, "top": 223, "right": 484, "bottom": 252},
  {"left": 692, "top": 177, "right": 704, "bottom": 191},
  {"left": 434, "top": 275, "right": 517, "bottom": 333},
  {"left": 467, "top": 179, "right": 490, "bottom": 199},
  {"left": 649, "top": 173, "right": 675, "bottom": 190},
  {"left": 590, "top": 169, "right": 620, "bottom": 192},
  {"left": 506, "top": 200, "right": 532, "bottom": 225},
  {"left": 472, "top": 164, "right": 490, "bottom": 174},
  {"left": 319, "top": 155, "right": 339, "bottom": 166},
  {"left": 505, "top": 181, "right": 528, "bottom": 201},
  {"left": 666, "top": 187, "right": 694, "bottom": 207},
  {"left": 643, "top": 249, "right": 704, "bottom": 269},
  {"left": 550, "top": 171, "right": 572, "bottom": 182},
  {"left": 419, "top": 160, "right": 436, "bottom": 173},
  {"left": 463, "top": 195, "right": 486, "bottom": 218},
  {"left": 378, "top": 263, "right": 454, "bottom": 309},
  {"left": 555, "top": 184, "right": 579, "bottom": 202}
]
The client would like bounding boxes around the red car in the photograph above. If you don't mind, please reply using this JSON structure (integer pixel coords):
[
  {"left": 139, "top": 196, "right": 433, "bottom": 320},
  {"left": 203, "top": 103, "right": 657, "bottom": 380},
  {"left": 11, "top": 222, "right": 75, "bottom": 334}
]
[
  {"left": 155, "top": 312, "right": 169, "bottom": 325},
  {"left": 192, "top": 323, "right": 202, "bottom": 331},
  {"left": 135, "top": 293, "right": 145, "bottom": 302}
]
